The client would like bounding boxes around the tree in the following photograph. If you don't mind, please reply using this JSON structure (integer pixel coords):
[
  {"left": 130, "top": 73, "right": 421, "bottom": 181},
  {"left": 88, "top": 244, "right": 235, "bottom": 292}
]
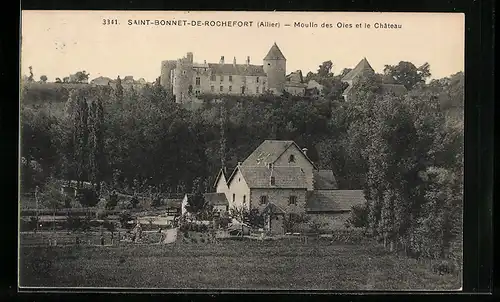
[
  {"left": 185, "top": 191, "right": 206, "bottom": 214},
  {"left": 28, "top": 66, "right": 34, "bottom": 82},
  {"left": 106, "top": 191, "right": 119, "bottom": 209},
  {"left": 317, "top": 60, "right": 334, "bottom": 77},
  {"left": 114, "top": 76, "right": 124, "bottom": 104},
  {"left": 40, "top": 75, "right": 48, "bottom": 83},
  {"left": 55, "top": 77, "right": 62, "bottom": 83},
  {"left": 74, "top": 71, "right": 90, "bottom": 83},
  {"left": 383, "top": 61, "right": 431, "bottom": 90},
  {"left": 63, "top": 77, "right": 70, "bottom": 83}
]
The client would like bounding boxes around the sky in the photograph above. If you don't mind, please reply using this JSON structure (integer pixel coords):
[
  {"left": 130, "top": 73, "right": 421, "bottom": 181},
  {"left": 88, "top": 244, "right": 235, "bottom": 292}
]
[{"left": 21, "top": 11, "right": 465, "bottom": 83}]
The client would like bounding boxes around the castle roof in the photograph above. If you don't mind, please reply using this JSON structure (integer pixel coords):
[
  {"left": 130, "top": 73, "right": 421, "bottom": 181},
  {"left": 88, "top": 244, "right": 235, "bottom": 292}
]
[
  {"left": 342, "top": 58, "right": 375, "bottom": 82},
  {"left": 264, "top": 43, "right": 286, "bottom": 61},
  {"left": 306, "top": 190, "right": 366, "bottom": 212},
  {"left": 207, "top": 63, "right": 266, "bottom": 76},
  {"left": 286, "top": 70, "right": 304, "bottom": 83}
]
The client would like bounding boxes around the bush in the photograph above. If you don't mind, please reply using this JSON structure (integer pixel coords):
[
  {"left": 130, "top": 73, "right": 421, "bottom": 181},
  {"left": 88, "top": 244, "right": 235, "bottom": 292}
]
[{"left": 346, "top": 204, "right": 369, "bottom": 228}]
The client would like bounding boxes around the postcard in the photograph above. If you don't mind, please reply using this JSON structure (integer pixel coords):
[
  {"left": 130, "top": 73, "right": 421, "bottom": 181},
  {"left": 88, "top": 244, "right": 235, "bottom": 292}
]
[{"left": 19, "top": 10, "right": 464, "bottom": 291}]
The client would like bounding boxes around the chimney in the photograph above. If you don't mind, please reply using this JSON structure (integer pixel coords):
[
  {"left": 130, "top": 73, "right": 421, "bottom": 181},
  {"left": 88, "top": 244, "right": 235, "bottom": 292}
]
[
  {"left": 237, "top": 162, "right": 242, "bottom": 166},
  {"left": 233, "top": 56, "right": 237, "bottom": 66},
  {"left": 186, "top": 52, "right": 193, "bottom": 63},
  {"left": 246, "top": 56, "right": 250, "bottom": 65},
  {"left": 220, "top": 56, "right": 225, "bottom": 64},
  {"left": 204, "top": 60, "right": 207, "bottom": 64},
  {"left": 302, "top": 148, "right": 308, "bottom": 155}
]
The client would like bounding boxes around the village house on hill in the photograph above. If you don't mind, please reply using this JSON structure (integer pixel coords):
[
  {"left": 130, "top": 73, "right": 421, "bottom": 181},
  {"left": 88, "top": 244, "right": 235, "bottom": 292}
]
[
  {"left": 341, "top": 57, "right": 407, "bottom": 101},
  {"left": 213, "top": 140, "right": 367, "bottom": 235}
]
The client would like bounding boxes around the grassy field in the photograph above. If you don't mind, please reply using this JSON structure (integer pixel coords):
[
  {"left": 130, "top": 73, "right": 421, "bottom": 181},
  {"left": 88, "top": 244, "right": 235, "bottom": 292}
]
[{"left": 19, "top": 240, "right": 461, "bottom": 290}]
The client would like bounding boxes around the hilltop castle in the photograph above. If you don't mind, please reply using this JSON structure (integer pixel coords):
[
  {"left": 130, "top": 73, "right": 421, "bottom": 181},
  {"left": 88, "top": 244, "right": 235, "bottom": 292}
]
[{"left": 160, "top": 43, "right": 292, "bottom": 102}]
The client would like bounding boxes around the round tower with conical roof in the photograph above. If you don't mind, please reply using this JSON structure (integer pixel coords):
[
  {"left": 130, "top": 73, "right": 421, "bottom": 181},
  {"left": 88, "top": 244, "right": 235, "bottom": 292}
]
[{"left": 263, "top": 43, "right": 286, "bottom": 94}]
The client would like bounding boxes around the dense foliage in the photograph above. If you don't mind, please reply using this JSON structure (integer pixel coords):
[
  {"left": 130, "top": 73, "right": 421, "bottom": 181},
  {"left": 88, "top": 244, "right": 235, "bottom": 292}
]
[{"left": 20, "top": 62, "right": 463, "bottom": 259}]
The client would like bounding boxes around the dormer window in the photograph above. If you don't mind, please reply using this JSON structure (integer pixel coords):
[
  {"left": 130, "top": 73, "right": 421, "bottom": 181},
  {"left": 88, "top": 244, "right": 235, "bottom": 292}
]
[
  {"left": 288, "top": 154, "right": 295, "bottom": 163},
  {"left": 270, "top": 176, "right": 276, "bottom": 186},
  {"left": 268, "top": 163, "right": 273, "bottom": 169}
]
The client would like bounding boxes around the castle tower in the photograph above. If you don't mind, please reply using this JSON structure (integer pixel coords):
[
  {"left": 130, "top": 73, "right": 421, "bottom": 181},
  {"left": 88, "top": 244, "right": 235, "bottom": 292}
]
[
  {"left": 160, "top": 60, "right": 177, "bottom": 93},
  {"left": 173, "top": 52, "right": 194, "bottom": 103},
  {"left": 263, "top": 43, "right": 286, "bottom": 94}
]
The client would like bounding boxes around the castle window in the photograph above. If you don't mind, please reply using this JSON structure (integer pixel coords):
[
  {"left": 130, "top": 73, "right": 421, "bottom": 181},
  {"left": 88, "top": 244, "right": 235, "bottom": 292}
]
[
  {"left": 256, "top": 77, "right": 260, "bottom": 83},
  {"left": 183, "top": 70, "right": 186, "bottom": 75},
  {"left": 288, "top": 154, "right": 295, "bottom": 163},
  {"left": 220, "top": 75, "right": 224, "bottom": 82},
  {"left": 233, "top": 194, "right": 235, "bottom": 202},
  {"left": 211, "top": 86, "right": 214, "bottom": 92},
  {"left": 195, "top": 77, "right": 200, "bottom": 86},
  {"left": 229, "top": 75, "right": 233, "bottom": 82},
  {"left": 229, "top": 86, "right": 232, "bottom": 92},
  {"left": 260, "top": 195, "right": 268, "bottom": 205},
  {"left": 256, "top": 87, "right": 260, "bottom": 94},
  {"left": 220, "top": 86, "right": 223, "bottom": 92},
  {"left": 241, "top": 87, "right": 245, "bottom": 95},
  {"left": 289, "top": 195, "right": 297, "bottom": 205},
  {"left": 243, "top": 195, "right": 246, "bottom": 204},
  {"left": 270, "top": 176, "right": 275, "bottom": 186},
  {"left": 210, "top": 75, "right": 216, "bottom": 81}
]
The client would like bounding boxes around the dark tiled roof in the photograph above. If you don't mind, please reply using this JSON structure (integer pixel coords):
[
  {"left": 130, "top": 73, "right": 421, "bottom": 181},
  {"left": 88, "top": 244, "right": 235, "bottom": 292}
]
[
  {"left": 164, "top": 198, "right": 182, "bottom": 208},
  {"left": 203, "top": 192, "right": 229, "bottom": 206},
  {"left": 313, "top": 170, "right": 338, "bottom": 190},
  {"left": 242, "top": 140, "right": 295, "bottom": 166},
  {"left": 207, "top": 63, "right": 266, "bottom": 76},
  {"left": 381, "top": 84, "right": 407, "bottom": 96},
  {"left": 286, "top": 70, "right": 303, "bottom": 83},
  {"left": 306, "top": 190, "right": 366, "bottom": 212},
  {"left": 264, "top": 43, "right": 286, "bottom": 60},
  {"left": 239, "top": 166, "right": 308, "bottom": 189},
  {"left": 342, "top": 58, "right": 375, "bottom": 82}
]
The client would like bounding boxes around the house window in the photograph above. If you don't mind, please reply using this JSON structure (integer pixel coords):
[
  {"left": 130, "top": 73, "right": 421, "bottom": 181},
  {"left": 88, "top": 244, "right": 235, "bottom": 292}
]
[
  {"left": 229, "top": 75, "right": 233, "bottom": 82},
  {"left": 220, "top": 86, "right": 223, "bottom": 92},
  {"left": 195, "top": 77, "right": 200, "bottom": 86},
  {"left": 210, "top": 75, "right": 216, "bottom": 81},
  {"left": 268, "top": 163, "right": 273, "bottom": 169},
  {"left": 288, "top": 154, "right": 295, "bottom": 163},
  {"left": 241, "top": 87, "right": 245, "bottom": 95},
  {"left": 211, "top": 86, "right": 214, "bottom": 92},
  {"left": 220, "top": 75, "right": 224, "bottom": 82},
  {"left": 183, "top": 70, "right": 186, "bottom": 75},
  {"left": 260, "top": 195, "right": 268, "bottom": 205},
  {"left": 229, "top": 86, "right": 232, "bottom": 92},
  {"left": 256, "top": 87, "right": 260, "bottom": 94},
  {"left": 270, "top": 176, "right": 276, "bottom": 186},
  {"left": 256, "top": 77, "right": 260, "bottom": 83},
  {"left": 233, "top": 194, "right": 235, "bottom": 202},
  {"left": 289, "top": 195, "right": 297, "bottom": 205}
]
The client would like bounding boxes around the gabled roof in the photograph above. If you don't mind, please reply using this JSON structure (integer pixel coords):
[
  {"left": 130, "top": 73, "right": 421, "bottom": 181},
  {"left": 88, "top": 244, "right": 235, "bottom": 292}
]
[
  {"left": 241, "top": 140, "right": 317, "bottom": 169},
  {"left": 207, "top": 63, "right": 266, "bottom": 76},
  {"left": 213, "top": 167, "right": 228, "bottom": 188},
  {"left": 306, "top": 190, "right": 366, "bottom": 212},
  {"left": 313, "top": 170, "right": 338, "bottom": 190},
  {"left": 203, "top": 192, "right": 229, "bottom": 206},
  {"left": 263, "top": 43, "right": 286, "bottom": 61},
  {"left": 228, "top": 166, "right": 308, "bottom": 189},
  {"left": 342, "top": 58, "right": 375, "bottom": 82}
]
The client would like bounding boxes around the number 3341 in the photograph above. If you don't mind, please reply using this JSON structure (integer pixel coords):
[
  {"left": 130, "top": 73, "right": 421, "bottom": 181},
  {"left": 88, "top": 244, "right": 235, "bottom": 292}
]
[{"left": 103, "top": 19, "right": 118, "bottom": 25}]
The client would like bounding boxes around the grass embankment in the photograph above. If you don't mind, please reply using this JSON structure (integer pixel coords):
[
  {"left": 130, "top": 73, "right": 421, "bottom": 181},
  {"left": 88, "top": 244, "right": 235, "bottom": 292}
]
[{"left": 19, "top": 240, "right": 461, "bottom": 290}]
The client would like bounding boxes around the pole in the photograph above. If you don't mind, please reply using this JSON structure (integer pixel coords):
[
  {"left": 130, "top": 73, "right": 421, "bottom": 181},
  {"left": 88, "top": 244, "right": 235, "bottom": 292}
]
[{"left": 34, "top": 186, "right": 39, "bottom": 233}]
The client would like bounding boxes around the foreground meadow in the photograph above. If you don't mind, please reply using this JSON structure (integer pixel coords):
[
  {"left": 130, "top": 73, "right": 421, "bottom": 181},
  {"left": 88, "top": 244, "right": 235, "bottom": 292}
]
[{"left": 19, "top": 240, "right": 461, "bottom": 290}]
